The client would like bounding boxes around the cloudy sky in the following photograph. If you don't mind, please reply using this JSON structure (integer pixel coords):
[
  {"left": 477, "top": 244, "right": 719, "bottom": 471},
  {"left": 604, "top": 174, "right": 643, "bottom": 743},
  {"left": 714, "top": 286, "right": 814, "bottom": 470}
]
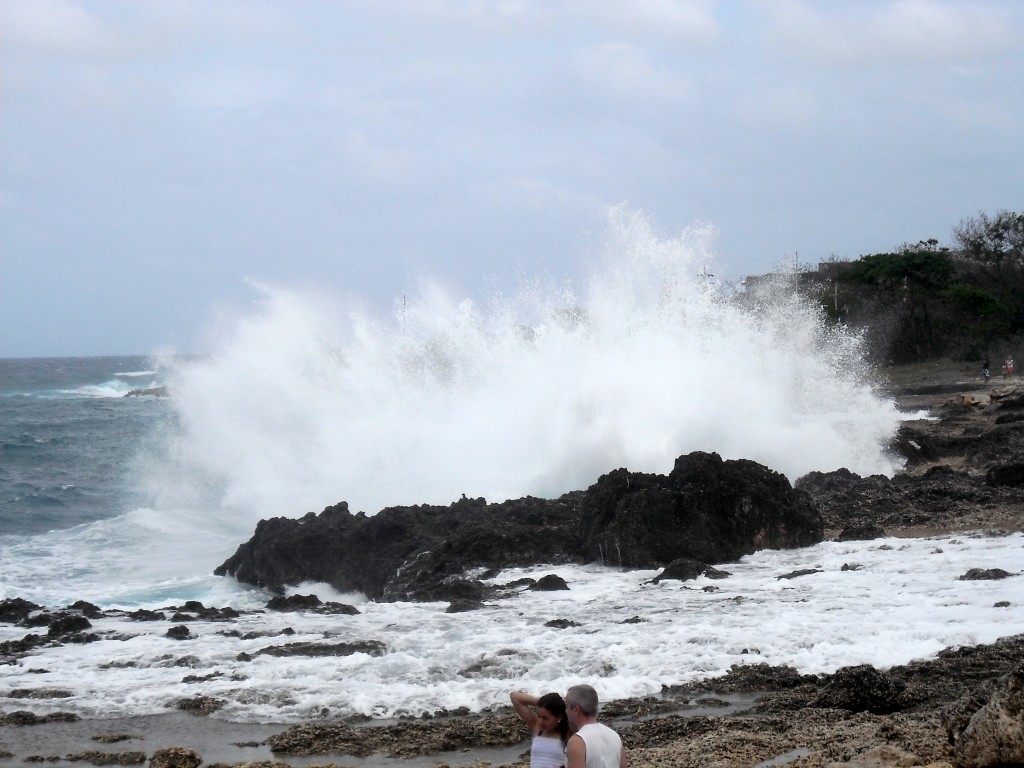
[{"left": 2, "top": 0, "right": 1022, "bottom": 357}]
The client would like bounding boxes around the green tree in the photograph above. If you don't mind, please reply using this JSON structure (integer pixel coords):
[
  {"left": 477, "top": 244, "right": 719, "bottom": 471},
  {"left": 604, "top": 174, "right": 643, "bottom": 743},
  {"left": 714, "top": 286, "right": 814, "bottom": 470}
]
[
  {"left": 953, "top": 210, "right": 1024, "bottom": 334},
  {"left": 844, "top": 249, "right": 954, "bottom": 361}
]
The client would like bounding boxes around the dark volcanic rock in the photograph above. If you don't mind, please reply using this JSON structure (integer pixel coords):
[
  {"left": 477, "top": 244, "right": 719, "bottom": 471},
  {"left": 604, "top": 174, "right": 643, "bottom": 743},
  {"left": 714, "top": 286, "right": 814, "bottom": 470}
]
[
  {"left": 215, "top": 451, "right": 822, "bottom": 601},
  {"left": 266, "top": 595, "right": 360, "bottom": 614},
  {"left": 67, "top": 601, "right": 102, "bottom": 619},
  {"left": 414, "top": 578, "right": 488, "bottom": 603},
  {"left": 578, "top": 452, "right": 822, "bottom": 567},
  {"left": 266, "top": 594, "right": 322, "bottom": 611},
  {"left": 651, "top": 558, "right": 731, "bottom": 583},
  {"left": 165, "top": 602, "right": 239, "bottom": 621},
  {"left": 0, "top": 598, "right": 41, "bottom": 624},
  {"left": 47, "top": 614, "right": 92, "bottom": 637},
  {"left": 124, "top": 386, "right": 167, "bottom": 398},
  {"left": 446, "top": 599, "right": 485, "bottom": 613},
  {"left": 689, "top": 663, "right": 818, "bottom": 693},
  {"left": 255, "top": 640, "right": 387, "bottom": 658},
  {"left": 126, "top": 609, "right": 165, "bottom": 621},
  {"left": 958, "top": 568, "right": 1014, "bottom": 581},
  {"left": 813, "top": 664, "right": 908, "bottom": 714},
  {"left": 214, "top": 493, "right": 579, "bottom": 602},
  {"left": 530, "top": 574, "right": 570, "bottom": 591},
  {"left": 0, "top": 633, "right": 46, "bottom": 661},
  {"left": 777, "top": 568, "right": 822, "bottom": 580},
  {"left": 986, "top": 462, "right": 1024, "bottom": 486},
  {"left": 796, "top": 464, "right": 1024, "bottom": 532},
  {"left": 835, "top": 523, "right": 886, "bottom": 541}
]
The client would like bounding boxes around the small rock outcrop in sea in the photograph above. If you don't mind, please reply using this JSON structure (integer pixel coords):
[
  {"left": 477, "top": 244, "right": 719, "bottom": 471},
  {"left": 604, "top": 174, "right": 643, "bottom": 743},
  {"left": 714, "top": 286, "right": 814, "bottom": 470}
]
[
  {"left": 651, "top": 558, "right": 731, "bottom": 583},
  {"left": 253, "top": 640, "right": 388, "bottom": 658},
  {"left": 149, "top": 747, "right": 201, "bottom": 768},
  {"left": 123, "top": 386, "right": 167, "bottom": 398},
  {"left": 958, "top": 568, "right": 1014, "bottom": 581},
  {"left": 0, "top": 598, "right": 41, "bottom": 623},
  {"left": 265, "top": 594, "right": 361, "bottom": 614},
  {"left": 214, "top": 451, "right": 823, "bottom": 601},
  {"left": 530, "top": 574, "right": 570, "bottom": 591},
  {"left": 174, "top": 695, "right": 224, "bottom": 714}
]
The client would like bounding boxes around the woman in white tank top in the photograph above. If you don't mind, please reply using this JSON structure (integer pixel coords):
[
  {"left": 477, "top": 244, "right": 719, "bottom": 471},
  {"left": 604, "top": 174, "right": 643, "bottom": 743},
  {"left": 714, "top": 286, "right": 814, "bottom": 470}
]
[{"left": 511, "top": 690, "right": 569, "bottom": 768}]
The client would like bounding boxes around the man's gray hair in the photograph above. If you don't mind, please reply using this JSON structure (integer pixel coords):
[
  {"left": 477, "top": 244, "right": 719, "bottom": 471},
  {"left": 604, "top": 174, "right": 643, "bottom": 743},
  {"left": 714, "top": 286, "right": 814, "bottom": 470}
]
[{"left": 565, "top": 684, "right": 599, "bottom": 717}]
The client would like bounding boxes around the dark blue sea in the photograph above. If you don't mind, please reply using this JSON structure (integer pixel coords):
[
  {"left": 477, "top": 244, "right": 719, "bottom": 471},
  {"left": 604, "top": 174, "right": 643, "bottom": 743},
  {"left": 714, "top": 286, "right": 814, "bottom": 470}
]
[{"left": 0, "top": 356, "right": 171, "bottom": 536}]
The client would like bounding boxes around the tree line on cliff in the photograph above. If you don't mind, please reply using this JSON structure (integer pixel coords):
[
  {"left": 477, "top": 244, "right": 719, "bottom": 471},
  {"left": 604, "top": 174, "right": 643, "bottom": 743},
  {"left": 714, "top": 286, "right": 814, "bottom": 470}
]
[{"left": 762, "top": 209, "right": 1024, "bottom": 365}]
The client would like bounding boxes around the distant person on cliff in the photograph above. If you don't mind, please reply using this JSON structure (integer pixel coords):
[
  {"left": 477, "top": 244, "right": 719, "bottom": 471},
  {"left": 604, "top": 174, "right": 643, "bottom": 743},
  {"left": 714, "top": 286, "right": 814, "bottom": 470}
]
[
  {"left": 511, "top": 690, "right": 569, "bottom": 768},
  {"left": 983, "top": 359, "right": 990, "bottom": 383},
  {"left": 564, "top": 684, "right": 626, "bottom": 768}
]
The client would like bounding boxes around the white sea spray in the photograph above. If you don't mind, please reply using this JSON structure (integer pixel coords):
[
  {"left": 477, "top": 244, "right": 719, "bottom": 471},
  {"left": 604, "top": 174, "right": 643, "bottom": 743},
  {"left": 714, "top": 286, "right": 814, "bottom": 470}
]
[{"left": 140, "top": 208, "right": 902, "bottom": 531}]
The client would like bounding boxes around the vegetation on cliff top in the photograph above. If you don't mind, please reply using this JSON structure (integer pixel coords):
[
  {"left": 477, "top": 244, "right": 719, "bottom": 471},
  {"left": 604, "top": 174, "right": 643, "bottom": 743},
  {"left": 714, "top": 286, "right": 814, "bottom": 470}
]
[{"left": 774, "top": 209, "right": 1024, "bottom": 365}]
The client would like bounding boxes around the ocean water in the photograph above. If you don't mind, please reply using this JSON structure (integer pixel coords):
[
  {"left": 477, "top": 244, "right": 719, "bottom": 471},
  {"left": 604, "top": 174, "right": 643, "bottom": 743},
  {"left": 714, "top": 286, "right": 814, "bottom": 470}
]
[{"left": 2, "top": 211, "right": 1021, "bottom": 723}]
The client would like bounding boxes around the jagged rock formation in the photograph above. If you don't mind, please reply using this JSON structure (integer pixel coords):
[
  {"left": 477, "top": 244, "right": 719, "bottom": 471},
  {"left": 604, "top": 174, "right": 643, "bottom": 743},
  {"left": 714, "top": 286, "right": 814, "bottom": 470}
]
[{"left": 214, "top": 451, "right": 822, "bottom": 601}]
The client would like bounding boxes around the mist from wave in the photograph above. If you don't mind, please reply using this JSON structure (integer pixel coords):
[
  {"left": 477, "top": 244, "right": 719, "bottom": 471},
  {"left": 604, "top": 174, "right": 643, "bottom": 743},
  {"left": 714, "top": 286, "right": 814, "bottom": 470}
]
[{"left": 141, "top": 209, "right": 902, "bottom": 536}]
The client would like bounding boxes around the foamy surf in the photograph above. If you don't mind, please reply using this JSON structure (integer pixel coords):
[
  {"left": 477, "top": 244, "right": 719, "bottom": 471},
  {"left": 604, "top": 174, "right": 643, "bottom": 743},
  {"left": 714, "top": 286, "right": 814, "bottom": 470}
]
[{"left": 1, "top": 533, "right": 1021, "bottom": 723}]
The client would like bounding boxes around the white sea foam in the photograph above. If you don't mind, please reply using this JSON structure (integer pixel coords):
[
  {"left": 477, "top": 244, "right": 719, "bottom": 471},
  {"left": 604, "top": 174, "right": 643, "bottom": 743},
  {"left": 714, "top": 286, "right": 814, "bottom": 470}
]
[
  {"left": 1, "top": 533, "right": 1021, "bottom": 723},
  {"left": 57, "top": 379, "right": 160, "bottom": 399}
]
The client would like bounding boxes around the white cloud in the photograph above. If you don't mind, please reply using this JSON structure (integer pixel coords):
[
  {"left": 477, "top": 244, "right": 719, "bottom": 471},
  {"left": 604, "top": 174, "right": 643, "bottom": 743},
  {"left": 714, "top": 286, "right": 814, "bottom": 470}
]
[
  {"left": 349, "top": 0, "right": 719, "bottom": 43},
  {"left": 172, "top": 66, "right": 293, "bottom": 111},
  {"left": 2, "top": 0, "right": 119, "bottom": 57},
  {"left": 758, "top": 0, "right": 1014, "bottom": 65},
  {"left": 733, "top": 82, "right": 818, "bottom": 132},
  {"left": 491, "top": 175, "right": 606, "bottom": 214},
  {"left": 572, "top": 41, "right": 689, "bottom": 103},
  {"left": 340, "top": 129, "right": 414, "bottom": 187},
  {"left": 581, "top": 0, "right": 720, "bottom": 42}
]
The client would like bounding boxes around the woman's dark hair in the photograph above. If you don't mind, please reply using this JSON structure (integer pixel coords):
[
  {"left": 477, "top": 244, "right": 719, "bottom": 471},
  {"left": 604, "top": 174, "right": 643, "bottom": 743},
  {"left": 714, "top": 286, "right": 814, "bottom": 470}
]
[{"left": 537, "top": 691, "right": 569, "bottom": 745}]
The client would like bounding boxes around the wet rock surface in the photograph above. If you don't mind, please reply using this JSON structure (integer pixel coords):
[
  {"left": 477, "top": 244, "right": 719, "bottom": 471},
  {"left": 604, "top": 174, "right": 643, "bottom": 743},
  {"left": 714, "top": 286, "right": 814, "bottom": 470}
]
[
  {"left": 651, "top": 558, "right": 731, "bottom": 583},
  {"left": 215, "top": 451, "right": 823, "bottom": 600}
]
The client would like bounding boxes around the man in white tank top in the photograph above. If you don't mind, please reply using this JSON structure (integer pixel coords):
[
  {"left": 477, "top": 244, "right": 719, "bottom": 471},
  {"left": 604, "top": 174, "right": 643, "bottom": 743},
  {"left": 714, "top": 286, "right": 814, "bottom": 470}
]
[{"left": 564, "top": 684, "right": 627, "bottom": 768}]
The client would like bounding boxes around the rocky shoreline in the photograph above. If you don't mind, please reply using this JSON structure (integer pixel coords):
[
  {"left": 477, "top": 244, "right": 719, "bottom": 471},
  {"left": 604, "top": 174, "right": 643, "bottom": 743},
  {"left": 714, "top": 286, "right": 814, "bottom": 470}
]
[{"left": 2, "top": 362, "right": 1023, "bottom": 768}]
